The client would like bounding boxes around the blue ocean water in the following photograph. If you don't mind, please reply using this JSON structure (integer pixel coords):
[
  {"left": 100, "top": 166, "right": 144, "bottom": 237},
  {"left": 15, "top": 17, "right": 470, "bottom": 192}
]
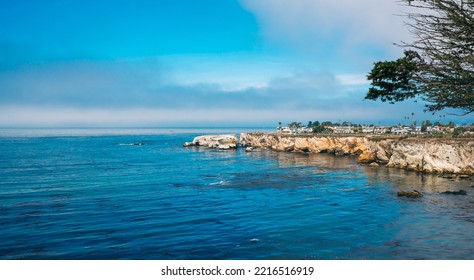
[{"left": 0, "top": 128, "right": 473, "bottom": 260}]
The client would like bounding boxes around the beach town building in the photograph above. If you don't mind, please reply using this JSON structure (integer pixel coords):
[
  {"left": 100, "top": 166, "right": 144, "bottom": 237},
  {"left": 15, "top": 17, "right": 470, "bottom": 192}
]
[
  {"left": 332, "top": 126, "right": 354, "bottom": 134},
  {"left": 359, "top": 126, "right": 391, "bottom": 134},
  {"left": 374, "top": 126, "right": 391, "bottom": 134},
  {"left": 412, "top": 126, "right": 422, "bottom": 134},
  {"left": 277, "top": 127, "right": 313, "bottom": 134},
  {"left": 277, "top": 122, "right": 469, "bottom": 135},
  {"left": 298, "top": 127, "right": 314, "bottom": 134},
  {"left": 277, "top": 127, "right": 292, "bottom": 134},
  {"left": 391, "top": 126, "right": 411, "bottom": 135},
  {"left": 362, "top": 126, "right": 374, "bottom": 134},
  {"left": 426, "top": 126, "right": 443, "bottom": 134}
]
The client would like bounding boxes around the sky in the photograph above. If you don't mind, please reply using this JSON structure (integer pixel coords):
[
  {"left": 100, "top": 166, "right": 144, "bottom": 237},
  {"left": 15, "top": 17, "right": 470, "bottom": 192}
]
[{"left": 0, "top": 0, "right": 471, "bottom": 127}]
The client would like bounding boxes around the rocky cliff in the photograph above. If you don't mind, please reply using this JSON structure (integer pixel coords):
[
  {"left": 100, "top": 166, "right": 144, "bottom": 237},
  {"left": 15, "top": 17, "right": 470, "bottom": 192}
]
[{"left": 240, "top": 133, "right": 474, "bottom": 174}]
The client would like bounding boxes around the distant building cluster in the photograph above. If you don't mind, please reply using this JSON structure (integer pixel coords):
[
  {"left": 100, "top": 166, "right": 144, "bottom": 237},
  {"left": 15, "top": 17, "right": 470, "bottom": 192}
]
[
  {"left": 277, "top": 121, "right": 474, "bottom": 136},
  {"left": 278, "top": 127, "right": 313, "bottom": 134}
]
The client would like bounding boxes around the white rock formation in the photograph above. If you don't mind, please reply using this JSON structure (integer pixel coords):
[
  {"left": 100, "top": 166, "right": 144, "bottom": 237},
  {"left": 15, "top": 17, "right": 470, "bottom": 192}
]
[{"left": 184, "top": 134, "right": 238, "bottom": 150}]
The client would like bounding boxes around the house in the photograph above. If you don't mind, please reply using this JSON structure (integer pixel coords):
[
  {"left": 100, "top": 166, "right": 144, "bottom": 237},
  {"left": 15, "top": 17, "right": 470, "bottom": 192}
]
[
  {"left": 276, "top": 126, "right": 313, "bottom": 134},
  {"left": 362, "top": 126, "right": 374, "bottom": 134},
  {"left": 333, "top": 126, "right": 353, "bottom": 134},
  {"left": 277, "top": 127, "right": 292, "bottom": 134},
  {"left": 426, "top": 126, "right": 441, "bottom": 134},
  {"left": 392, "top": 126, "right": 410, "bottom": 135},
  {"left": 411, "top": 126, "right": 422, "bottom": 134},
  {"left": 374, "top": 126, "right": 390, "bottom": 134},
  {"left": 296, "top": 127, "right": 313, "bottom": 134}
]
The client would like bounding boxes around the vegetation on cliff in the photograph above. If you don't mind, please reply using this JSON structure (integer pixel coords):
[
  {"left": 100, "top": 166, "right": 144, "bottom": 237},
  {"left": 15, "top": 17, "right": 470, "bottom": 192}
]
[{"left": 278, "top": 119, "right": 474, "bottom": 138}]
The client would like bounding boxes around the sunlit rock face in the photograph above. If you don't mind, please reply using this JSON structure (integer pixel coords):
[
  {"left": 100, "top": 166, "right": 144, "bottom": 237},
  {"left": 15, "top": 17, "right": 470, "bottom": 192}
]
[
  {"left": 240, "top": 133, "right": 474, "bottom": 174},
  {"left": 387, "top": 139, "right": 474, "bottom": 174},
  {"left": 184, "top": 135, "right": 238, "bottom": 150}
]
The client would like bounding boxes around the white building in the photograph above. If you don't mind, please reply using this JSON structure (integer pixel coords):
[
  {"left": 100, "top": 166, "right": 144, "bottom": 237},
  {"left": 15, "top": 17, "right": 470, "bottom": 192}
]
[
  {"left": 277, "top": 126, "right": 313, "bottom": 134},
  {"left": 411, "top": 126, "right": 422, "bottom": 134},
  {"left": 277, "top": 127, "right": 292, "bottom": 134},
  {"left": 374, "top": 126, "right": 390, "bottom": 134},
  {"left": 362, "top": 126, "right": 374, "bottom": 134},
  {"left": 333, "top": 126, "right": 353, "bottom": 134},
  {"left": 297, "top": 127, "right": 314, "bottom": 134},
  {"left": 392, "top": 126, "right": 410, "bottom": 135},
  {"left": 426, "top": 126, "right": 443, "bottom": 134}
]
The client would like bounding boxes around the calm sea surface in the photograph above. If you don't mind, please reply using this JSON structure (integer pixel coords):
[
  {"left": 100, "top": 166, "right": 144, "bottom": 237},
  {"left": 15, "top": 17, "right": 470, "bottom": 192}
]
[{"left": 1, "top": 128, "right": 473, "bottom": 260}]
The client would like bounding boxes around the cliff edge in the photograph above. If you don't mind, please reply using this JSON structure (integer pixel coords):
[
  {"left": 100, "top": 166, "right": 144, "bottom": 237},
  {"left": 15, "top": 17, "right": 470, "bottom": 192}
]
[{"left": 240, "top": 133, "right": 474, "bottom": 174}]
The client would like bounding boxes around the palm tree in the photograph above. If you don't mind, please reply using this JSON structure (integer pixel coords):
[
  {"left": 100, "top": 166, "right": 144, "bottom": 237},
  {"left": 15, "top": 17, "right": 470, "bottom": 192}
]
[{"left": 288, "top": 122, "right": 302, "bottom": 133}]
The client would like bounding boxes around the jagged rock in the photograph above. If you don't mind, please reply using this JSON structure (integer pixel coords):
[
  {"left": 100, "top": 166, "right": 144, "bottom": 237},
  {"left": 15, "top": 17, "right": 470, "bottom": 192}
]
[
  {"left": 184, "top": 135, "right": 238, "bottom": 149},
  {"left": 375, "top": 142, "right": 392, "bottom": 163},
  {"left": 183, "top": 142, "right": 195, "bottom": 147},
  {"left": 357, "top": 151, "right": 377, "bottom": 163},
  {"left": 441, "top": 190, "right": 467, "bottom": 195},
  {"left": 397, "top": 190, "right": 423, "bottom": 198},
  {"left": 387, "top": 139, "right": 474, "bottom": 174},
  {"left": 334, "top": 148, "right": 346, "bottom": 156},
  {"left": 275, "top": 138, "right": 295, "bottom": 151},
  {"left": 245, "top": 147, "right": 254, "bottom": 152}
]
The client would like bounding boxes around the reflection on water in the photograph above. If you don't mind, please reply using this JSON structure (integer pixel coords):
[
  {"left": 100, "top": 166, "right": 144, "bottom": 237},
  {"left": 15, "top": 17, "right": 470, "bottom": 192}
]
[{"left": 242, "top": 148, "right": 474, "bottom": 259}]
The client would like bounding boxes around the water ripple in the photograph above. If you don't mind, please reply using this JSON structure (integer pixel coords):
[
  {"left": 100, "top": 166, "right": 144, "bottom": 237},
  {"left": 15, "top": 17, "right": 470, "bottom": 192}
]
[{"left": 0, "top": 133, "right": 473, "bottom": 259}]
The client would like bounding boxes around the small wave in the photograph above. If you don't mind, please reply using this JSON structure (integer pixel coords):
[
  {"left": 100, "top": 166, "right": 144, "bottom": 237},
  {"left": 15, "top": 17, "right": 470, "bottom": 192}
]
[
  {"left": 210, "top": 180, "right": 227, "bottom": 186},
  {"left": 118, "top": 143, "right": 145, "bottom": 146},
  {"left": 249, "top": 238, "right": 260, "bottom": 243}
]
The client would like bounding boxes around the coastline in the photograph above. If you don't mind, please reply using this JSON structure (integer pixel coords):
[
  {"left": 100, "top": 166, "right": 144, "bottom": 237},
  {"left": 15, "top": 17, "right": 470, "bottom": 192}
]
[{"left": 239, "top": 132, "right": 474, "bottom": 175}]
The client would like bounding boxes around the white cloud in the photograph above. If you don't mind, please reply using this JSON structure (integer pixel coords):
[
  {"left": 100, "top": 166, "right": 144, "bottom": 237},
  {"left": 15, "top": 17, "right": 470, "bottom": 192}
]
[
  {"left": 336, "top": 74, "right": 369, "bottom": 86},
  {"left": 160, "top": 54, "right": 290, "bottom": 91},
  {"left": 0, "top": 57, "right": 368, "bottom": 109},
  {"left": 1, "top": 55, "right": 446, "bottom": 127},
  {"left": 0, "top": 102, "right": 436, "bottom": 127},
  {"left": 240, "top": 0, "right": 412, "bottom": 60}
]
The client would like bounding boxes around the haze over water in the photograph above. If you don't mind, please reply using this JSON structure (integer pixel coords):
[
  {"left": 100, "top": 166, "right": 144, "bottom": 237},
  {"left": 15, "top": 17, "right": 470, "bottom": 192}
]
[{"left": 1, "top": 128, "right": 473, "bottom": 259}]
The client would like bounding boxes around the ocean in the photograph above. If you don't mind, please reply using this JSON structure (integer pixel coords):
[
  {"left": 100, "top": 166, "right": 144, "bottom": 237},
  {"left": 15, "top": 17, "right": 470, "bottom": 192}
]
[{"left": 0, "top": 128, "right": 473, "bottom": 260}]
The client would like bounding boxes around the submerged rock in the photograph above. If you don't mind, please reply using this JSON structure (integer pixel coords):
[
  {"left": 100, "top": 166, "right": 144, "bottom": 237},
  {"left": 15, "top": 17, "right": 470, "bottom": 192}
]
[
  {"left": 397, "top": 190, "right": 423, "bottom": 198},
  {"left": 441, "top": 190, "right": 467, "bottom": 195},
  {"left": 184, "top": 135, "right": 238, "bottom": 150},
  {"left": 245, "top": 147, "right": 254, "bottom": 152},
  {"left": 369, "top": 162, "right": 380, "bottom": 167}
]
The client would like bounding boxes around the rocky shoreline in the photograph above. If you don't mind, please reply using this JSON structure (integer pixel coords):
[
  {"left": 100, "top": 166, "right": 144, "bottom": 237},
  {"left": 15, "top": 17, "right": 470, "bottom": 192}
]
[
  {"left": 240, "top": 133, "right": 474, "bottom": 175},
  {"left": 183, "top": 133, "right": 474, "bottom": 175}
]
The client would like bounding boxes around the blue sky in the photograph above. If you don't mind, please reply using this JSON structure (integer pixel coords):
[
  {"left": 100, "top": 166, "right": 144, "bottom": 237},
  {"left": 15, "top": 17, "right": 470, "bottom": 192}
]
[{"left": 0, "top": 0, "right": 471, "bottom": 126}]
